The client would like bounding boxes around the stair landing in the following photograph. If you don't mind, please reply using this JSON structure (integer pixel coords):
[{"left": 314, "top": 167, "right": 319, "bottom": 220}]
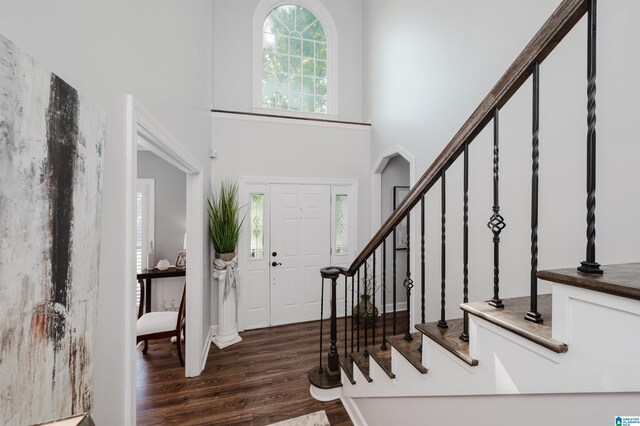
[
  {"left": 461, "top": 294, "right": 568, "bottom": 354},
  {"left": 538, "top": 262, "right": 640, "bottom": 301}
]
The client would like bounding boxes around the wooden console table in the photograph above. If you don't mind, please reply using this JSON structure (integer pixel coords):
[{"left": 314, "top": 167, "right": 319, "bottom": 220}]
[{"left": 137, "top": 267, "right": 186, "bottom": 315}]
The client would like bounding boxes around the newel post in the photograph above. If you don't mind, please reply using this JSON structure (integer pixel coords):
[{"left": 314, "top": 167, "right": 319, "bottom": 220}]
[
  {"left": 308, "top": 266, "right": 343, "bottom": 400},
  {"left": 323, "top": 267, "right": 340, "bottom": 374}
]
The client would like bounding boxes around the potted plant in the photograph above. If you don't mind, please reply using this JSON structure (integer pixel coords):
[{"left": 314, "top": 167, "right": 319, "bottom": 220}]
[
  {"left": 208, "top": 180, "right": 243, "bottom": 261},
  {"left": 353, "top": 259, "right": 381, "bottom": 321},
  {"left": 208, "top": 180, "right": 245, "bottom": 349}
]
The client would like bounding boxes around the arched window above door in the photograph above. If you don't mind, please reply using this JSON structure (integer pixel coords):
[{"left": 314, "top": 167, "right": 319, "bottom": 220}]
[{"left": 253, "top": 0, "right": 338, "bottom": 116}]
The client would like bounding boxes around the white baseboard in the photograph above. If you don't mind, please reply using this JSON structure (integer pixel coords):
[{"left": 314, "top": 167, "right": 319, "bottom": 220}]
[
  {"left": 201, "top": 325, "right": 217, "bottom": 371},
  {"left": 341, "top": 397, "right": 368, "bottom": 426},
  {"left": 385, "top": 302, "right": 407, "bottom": 312}
]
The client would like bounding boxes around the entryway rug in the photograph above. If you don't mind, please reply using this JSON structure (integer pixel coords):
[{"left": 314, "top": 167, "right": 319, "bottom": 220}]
[{"left": 268, "top": 410, "right": 330, "bottom": 426}]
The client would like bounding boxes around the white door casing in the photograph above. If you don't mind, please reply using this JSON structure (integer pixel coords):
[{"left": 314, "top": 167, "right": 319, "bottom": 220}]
[
  {"left": 238, "top": 178, "right": 357, "bottom": 330},
  {"left": 270, "top": 184, "right": 330, "bottom": 326}
]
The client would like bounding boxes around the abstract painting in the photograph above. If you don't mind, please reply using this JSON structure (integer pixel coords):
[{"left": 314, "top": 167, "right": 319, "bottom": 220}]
[{"left": 0, "top": 34, "right": 106, "bottom": 424}]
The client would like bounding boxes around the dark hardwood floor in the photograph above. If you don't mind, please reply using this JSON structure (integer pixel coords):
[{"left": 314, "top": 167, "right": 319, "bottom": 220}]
[{"left": 137, "top": 318, "right": 355, "bottom": 425}]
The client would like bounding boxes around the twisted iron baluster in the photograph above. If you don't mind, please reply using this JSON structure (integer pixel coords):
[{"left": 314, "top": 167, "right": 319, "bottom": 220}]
[
  {"left": 381, "top": 240, "right": 388, "bottom": 350},
  {"left": 393, "top": 230, "right": 397, "bottom": 335},
  {"left": 364, "top": 260, "right": 368, "bottom": 356},
  {"left": 578, "top": 0, "right": 603, "bottom": 275},
  {"left": 461, "top": 142, "right": 470, "bottom": 340},
  {"left": 526, "top": 62, "right": 544, "bottom": 323},
  {"left": 319, "top": 277, "right": 324, "bottom": 372},
  {"left": 356, "top": 268, "right": 360, "bottom": 353},
  {"left": 438, "top": 170, "right": 448, "bottom": 329},
  {"left": 421, "top": 194, "right": 426, "bottom": 325},
  {"left": 488, "top": 108, "right": 505, "bottom": 308},
  {"left": 404, "top": 213, "right": 413, "bottom": 341},
  {"left": 344, "top": 275, "right": 348, "bottom": 357},
  {"left": 351, "top": 275, "right": 354, "bottom": 353},
  {"left": 372, "top": 251, "right": 376, "bottom": 347}
]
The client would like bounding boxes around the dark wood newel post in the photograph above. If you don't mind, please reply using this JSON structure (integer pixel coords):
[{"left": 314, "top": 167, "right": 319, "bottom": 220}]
[
  {"left": 322, "top": 267, "right": 340, "bottom": 375},
  {"left": 578, "top": 0, "right": 603, "bottom": 275},
  {"left": 308, "top": 266, "right": 342, "bottom": 392}
]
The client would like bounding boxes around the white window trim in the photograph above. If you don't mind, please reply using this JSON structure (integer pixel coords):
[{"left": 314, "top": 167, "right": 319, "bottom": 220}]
[
  {"left": 136, "top": 178, "right": 155, "bottom": 271},
  {"left": 330, "top": 184, "right": 356, "bottom": 266},
  {"left": 252, "top": 0, "right": 339, "bottom": 117}
]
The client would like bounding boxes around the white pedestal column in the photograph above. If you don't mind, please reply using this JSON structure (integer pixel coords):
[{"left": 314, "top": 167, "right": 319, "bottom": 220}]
[{"left": 212, "top": 275, "right": 242, "bottom": 349}]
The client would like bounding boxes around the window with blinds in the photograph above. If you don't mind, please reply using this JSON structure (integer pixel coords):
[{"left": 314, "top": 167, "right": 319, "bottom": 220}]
[{"left": 136, "top": 179, "right": 155, "bottom": 309}]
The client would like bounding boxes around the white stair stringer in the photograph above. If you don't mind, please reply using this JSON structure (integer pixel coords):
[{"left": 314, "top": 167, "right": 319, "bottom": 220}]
[{"left": 340, "top": 283, "right": 640, "bottom": 398}]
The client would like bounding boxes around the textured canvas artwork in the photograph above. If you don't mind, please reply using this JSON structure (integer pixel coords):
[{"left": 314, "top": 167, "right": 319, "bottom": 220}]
[{"left": 0, "top": 34, "right": 105, "bottom": 424}]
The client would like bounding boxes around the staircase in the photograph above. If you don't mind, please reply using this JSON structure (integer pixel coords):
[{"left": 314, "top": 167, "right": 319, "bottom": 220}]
[{"left": 307, "top": 0, "right": 640, "bottom": 415}]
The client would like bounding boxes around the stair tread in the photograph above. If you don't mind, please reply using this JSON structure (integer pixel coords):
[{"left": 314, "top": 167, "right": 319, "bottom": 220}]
[
  {"left": 387, "top": 333, "right": 428, "bottom": 374},
  {"left": 416, "top": 318, "right": 478, "bottom": 366},
  {"left": 365, "top": 345, "right": 395, "bottom": 379},
  {"left": 539, "top": 262, "right": 640, "bottom": 301},
  {"left": 461, "top": 294, "right": 568, "bottom": 353},
  {"left": 339, "top": 357, "right": 356, "bottom": 385},
  {"left": 350, "top": 352, "right": 372, "bottom": 382}
]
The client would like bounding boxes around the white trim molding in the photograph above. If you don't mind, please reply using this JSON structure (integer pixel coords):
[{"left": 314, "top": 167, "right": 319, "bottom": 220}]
[
  {"left": 252, "top": 0, "right": 339, "bottom": 116},
  {"left": 211, "top": 110, "right": 370, "bottom": 131},
  {"left": 340, "top": 397, "right": 368, "bottom": 426},
  {"left": 125, "top": 96, "right": 206, "bottom": 425}
]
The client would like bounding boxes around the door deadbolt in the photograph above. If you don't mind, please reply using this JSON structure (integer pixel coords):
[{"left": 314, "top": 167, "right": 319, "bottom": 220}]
[{"left": 272, "top": 251, "right": 277, "bottom": 257}]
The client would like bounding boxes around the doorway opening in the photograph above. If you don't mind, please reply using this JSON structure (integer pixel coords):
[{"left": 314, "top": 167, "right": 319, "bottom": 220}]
[
  {"left": 371, "top": 146, "right": 416, "bottom": 328},
  {"left": 124, "top": 96, "right": 205, "bottom": 424}
]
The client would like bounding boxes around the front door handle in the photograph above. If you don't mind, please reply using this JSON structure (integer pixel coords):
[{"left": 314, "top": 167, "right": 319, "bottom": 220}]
[{"left": 271, "top": 261, "right": 282, "bottom": 267}]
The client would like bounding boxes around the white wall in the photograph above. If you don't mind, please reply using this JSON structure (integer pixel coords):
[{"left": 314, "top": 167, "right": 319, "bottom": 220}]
[
  {"left": 351, "top": 392, "right": 640, "bottom": 425},
  {"left": 211, "top": 114, "right": 370, "bottom": 327},
  {"left": 363, "top": 0, "right": 640, "bottom": 324},
  {"left": 0, "top": 1, "right": 213, "bottom": 423},
  {"left": 211, "top": 115, "right": 370, "bottom": 241},
  {"left": 137, "top": 151, "right": 186, "bottom": 311},
  {"left": 213, "top": 0, "right": 364, "bottom": 122},
  {"left": 381, "top": 155, "right": 410, "bottom": 308}
]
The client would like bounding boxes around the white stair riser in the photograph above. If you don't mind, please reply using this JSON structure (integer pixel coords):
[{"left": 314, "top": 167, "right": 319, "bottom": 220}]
[{"left": 341, "top": 283, "right": 640, "bottom": 397}]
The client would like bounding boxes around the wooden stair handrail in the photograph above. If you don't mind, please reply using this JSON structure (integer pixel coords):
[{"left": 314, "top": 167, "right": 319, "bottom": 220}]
[{"left": 345, "top": 0, "right": 588, "bottom": 276}]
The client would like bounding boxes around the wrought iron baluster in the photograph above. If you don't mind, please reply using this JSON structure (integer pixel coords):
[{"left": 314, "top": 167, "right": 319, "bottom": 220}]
[
  {"left": 438, "top": 170, "right": 448, "bottom": 329},
  {"left": 404, "top": 213, "right": 414, "bottom": 341},
  {"left": 357, "top": 268, "right": 360, "bottom": 353},
  {"left": 351, "top": 275, "right": 355, "bottom": 353},
  {"left": 488, "top": 108, "right": 505, "bottom": 308},
  {"left": 319, "top": 277, "right": 324, "bottom": 372},
  {"left": 578, "top": 0, "right": 603, "bottom": 275},
  {"left": 526, "top": 62, "right": 544, "bottom": 323},
  {"left": 461, "top": 142, "right": 470, "bottom": 341},
  {"left": 421, "top": 193, "right": 426, "bottom": 324},
  {"left": 372, "top": 251, "right": 377, "bottom": 347},
  {"left": 364, "top": 260, "right": 369, "bottom": 355},
  {"left": 344, "top": 275, "right": 348, "bottom": 356},
  {"left": 393, "top": 229, "right": 397, "bottom": 335},
  {"left": 381, "top": 239, "right": 388, "bottom": 350}
]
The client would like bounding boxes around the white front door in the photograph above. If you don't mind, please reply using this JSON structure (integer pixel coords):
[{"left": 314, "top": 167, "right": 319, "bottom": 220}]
[{"left": 269, "top": 184, "right": 331, "bottom": 326}]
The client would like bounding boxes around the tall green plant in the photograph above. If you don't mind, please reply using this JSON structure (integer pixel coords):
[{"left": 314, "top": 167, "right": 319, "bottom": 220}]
[{"left": 208, "top": 180, "right": 244, "bottom": 254}]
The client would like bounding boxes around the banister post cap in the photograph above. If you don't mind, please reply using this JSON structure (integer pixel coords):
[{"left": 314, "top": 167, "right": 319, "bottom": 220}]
[{"left": 320, "top": 266, "right": 343, "bottom": 279}]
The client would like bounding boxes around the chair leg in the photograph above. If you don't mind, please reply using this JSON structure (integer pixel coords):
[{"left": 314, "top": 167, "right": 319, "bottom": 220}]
[
  {"left": 176, "top": 331, "right": 184, "bottom": 367},
  {"left": 142, "top": 340, "right": 148, "bottom": 354}
]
